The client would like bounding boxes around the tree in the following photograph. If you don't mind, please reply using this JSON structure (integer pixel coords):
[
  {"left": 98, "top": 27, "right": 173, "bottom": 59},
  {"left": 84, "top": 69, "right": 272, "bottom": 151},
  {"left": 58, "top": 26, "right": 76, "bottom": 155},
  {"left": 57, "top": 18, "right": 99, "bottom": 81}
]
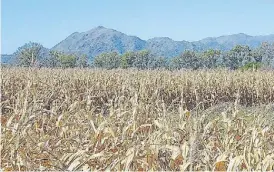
[
  {"left": 120, "top": 51, "right": 137, "bottom": 69},
  {"left": 200, "top": 49, "right": 221, "bottom": 69},
  {"left": 14, "top": 42, "right": 43, "bottom": 67},
  {"left": 258, "top": 42, "right": 274, "bottom": 69},
  {"left": 240, "top": 62, "right": 262, "bottom": 71},
  {"left": 48, "top": 50, "right": 60, "bottom": 68},
  {"left": 133, "top": 50, "right": 151, "bottom": 69},
  {"left": 251, "top": 49, "right": 263, "bottom": 63},
  {"left": 224, "top": 45, "right": 254, "bottom": 70},
  {"left": 170, "top": 50, "right": 200, "bottom": 70},
  {"left": 93, "top": 52, "right": 120, "bottom": 69},
  {"left": 48, "top": 51, "right": 77, "bottom": 68},
  {"left": 58, "top": 54, "right": 77, "bottom": 68},
  {"left": 148, "top": 56, "right": 168, "bottom": 69},
  {"left": 169, "top": 56, "right": 182, "bottom": 70},
  {"left": 77, "top": 54, "right": 89, "bottom": 68}
]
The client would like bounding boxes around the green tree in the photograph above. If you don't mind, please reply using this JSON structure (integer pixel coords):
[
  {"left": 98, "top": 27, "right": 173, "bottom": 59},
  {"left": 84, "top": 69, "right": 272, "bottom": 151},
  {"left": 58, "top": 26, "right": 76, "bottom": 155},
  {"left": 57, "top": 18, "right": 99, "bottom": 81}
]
[
  {"left": 258, "top": 42, "right": 274, "bottom": 69},
  {"left": 58, "top": 54, "right": 77, "bottom": 68},
  {"left": 48, "top": 50, "right": 60, "bottom": 68},
  {"left": 224, "top": 45, "right": 254, "bottom": 70},
  {"left": 93, "top": 52, "right": 120, "bottom": 69},
  {"left": 149, "top": 56, "right": 167, "bottom": 69},
  {"left": 170, "top": 50, "right": 200, "bottom": 70},
  {"left": 240, "top": 62, "right": 262, "bottom": 71},
  {"left": 200, "top": 49, "right": 221, "bottom": 68},
  {"left": 169, "top": 56, "right": 182, "bottom": 70},
  {"left": 120, "top": 51, "right": 137, "bottom": 68},
  {"left": 14, "top": 42, "right": 43, "bottom": 67},
  {"left": 133, "top": 50, "right": 151, "bottom": 69},
  {"left": 49, "top": 51, "right": 77, "bottom": 68},
  {"left": 77, "top": 54, "right": 89, "bottom": 68}
]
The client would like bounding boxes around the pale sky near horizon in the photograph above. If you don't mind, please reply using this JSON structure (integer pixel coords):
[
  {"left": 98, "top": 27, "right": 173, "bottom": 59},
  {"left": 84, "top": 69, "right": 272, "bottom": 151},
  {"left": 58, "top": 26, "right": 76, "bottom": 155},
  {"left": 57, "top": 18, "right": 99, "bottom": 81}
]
[{"left": 1, "top": 0, "right": 274, "bottom": 54}]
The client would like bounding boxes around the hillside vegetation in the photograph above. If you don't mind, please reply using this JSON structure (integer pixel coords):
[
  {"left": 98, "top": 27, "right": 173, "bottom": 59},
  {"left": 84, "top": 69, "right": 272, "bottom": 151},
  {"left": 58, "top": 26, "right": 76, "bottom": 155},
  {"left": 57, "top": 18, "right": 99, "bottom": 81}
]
[
  {"left": 1, "top": 68, "right": 274, "bottom": 171},
  {"left": 4, "top": 41, "right": 274, "bottom": 72}
]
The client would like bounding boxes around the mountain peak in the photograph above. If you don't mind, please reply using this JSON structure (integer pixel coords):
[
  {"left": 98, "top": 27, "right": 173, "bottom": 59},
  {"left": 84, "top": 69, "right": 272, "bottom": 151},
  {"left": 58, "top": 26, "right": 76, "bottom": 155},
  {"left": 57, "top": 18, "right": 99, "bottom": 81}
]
[
  {"left": 88, "top": 26, "right": 107, "bottom": 32},
  {"left": 149, "top": 37, "right": 174, "bottom": 41},
  {"left": 95, "top": 26, "right": 106, "bottom": 29},
  {"left": 86, "top": 26, "right": 120, "bottom": 34},
  {"left": 52, "top": 26, "right": 146, "bottom": 57},
  {"left": 235, "top": 33, "right": 251, "bottom": 37}
]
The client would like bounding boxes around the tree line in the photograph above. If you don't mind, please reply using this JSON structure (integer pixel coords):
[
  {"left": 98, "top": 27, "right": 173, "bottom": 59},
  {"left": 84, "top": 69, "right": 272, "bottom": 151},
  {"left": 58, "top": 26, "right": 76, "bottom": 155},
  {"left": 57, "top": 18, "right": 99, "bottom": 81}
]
[{"left": 13, "top": 42, "right": 274, "bottom": 70}]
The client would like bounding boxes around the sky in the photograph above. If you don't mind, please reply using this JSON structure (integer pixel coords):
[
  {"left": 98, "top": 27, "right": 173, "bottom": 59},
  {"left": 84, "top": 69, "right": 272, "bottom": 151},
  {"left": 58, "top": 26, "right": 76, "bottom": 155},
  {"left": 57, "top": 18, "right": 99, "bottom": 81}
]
[{"left": 1, "top": 0, "right": 274, "bottom": 54}]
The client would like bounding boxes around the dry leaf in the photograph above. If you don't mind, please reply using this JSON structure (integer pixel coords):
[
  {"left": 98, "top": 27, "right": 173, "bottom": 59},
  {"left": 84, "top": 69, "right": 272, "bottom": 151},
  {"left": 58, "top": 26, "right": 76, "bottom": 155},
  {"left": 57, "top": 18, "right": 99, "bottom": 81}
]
[{"left": 215, "top": 161, "right": 227, "bottom": 171}]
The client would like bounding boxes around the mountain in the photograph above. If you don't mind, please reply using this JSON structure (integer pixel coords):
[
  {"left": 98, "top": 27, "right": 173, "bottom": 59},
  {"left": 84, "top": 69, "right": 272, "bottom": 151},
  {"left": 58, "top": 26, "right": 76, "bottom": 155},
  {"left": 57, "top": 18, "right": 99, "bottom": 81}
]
[
  {"left": 2, "top": 26, "right": 274, "bottom": 63},
  {"left": 146, "top": 37, "right": 195, "bottom": 57},
  {"left": 52, "top": 26, "right": 146, "bottom": 57},
  {"left": 195, "top": 33, "right": 274, "bottom": 51},
  {"left": 51, "top": 26, "right": 274, "bottom": 58}
]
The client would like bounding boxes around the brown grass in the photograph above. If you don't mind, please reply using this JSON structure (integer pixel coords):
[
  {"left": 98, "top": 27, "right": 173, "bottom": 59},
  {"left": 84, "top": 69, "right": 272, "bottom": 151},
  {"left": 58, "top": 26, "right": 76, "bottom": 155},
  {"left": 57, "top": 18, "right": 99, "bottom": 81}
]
[{"left": 1, "top": 68, "right": 274, "bottom": 171}]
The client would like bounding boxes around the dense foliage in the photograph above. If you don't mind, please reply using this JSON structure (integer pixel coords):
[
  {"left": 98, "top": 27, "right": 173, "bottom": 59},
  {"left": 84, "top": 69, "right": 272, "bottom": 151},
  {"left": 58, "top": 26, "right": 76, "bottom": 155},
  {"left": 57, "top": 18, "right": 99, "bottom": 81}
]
[
  {"left": 11, "top": 42, "right": 274, "bottom": 70},
  {"left": 93, "top": 43, "right": 274, "bottom": 70}
]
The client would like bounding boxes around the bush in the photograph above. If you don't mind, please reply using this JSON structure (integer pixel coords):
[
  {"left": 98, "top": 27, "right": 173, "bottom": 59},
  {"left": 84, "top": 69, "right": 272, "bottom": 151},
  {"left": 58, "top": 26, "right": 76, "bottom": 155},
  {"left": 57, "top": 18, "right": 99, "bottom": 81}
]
[{"left": 240, "top": 62, "right": 262, "bottom": 71}]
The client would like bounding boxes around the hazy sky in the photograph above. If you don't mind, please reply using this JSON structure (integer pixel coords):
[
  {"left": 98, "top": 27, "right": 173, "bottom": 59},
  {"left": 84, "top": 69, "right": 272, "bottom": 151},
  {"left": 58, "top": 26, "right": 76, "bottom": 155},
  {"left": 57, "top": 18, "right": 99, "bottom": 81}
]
[{"left": 2, "top": 0, "right": 274, "bottom": 54}]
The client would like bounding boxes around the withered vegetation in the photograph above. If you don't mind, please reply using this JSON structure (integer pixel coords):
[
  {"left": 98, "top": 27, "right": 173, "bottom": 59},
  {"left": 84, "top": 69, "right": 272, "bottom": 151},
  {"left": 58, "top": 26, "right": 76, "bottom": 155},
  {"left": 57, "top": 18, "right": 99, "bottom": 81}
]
[{"left": 1, "top": 68, "right": 274, "bottom": 171}]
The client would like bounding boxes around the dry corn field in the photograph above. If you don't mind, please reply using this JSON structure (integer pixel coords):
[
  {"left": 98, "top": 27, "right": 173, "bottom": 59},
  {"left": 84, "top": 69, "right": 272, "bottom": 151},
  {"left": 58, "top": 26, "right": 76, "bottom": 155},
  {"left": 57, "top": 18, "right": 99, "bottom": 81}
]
[{"left": 1, "top": 68, "right": 274, "bottom": 171}]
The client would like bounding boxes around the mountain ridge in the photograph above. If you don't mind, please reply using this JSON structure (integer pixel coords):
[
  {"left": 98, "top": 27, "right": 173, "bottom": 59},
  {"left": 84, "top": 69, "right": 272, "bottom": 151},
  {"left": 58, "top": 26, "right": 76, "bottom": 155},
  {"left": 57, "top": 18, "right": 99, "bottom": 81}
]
[
  {"left": 2, "top": 26, "right": 274, "bottom": 63},
  {"left": 51, "top": 26, "right": 274, "bottom": 58}
]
